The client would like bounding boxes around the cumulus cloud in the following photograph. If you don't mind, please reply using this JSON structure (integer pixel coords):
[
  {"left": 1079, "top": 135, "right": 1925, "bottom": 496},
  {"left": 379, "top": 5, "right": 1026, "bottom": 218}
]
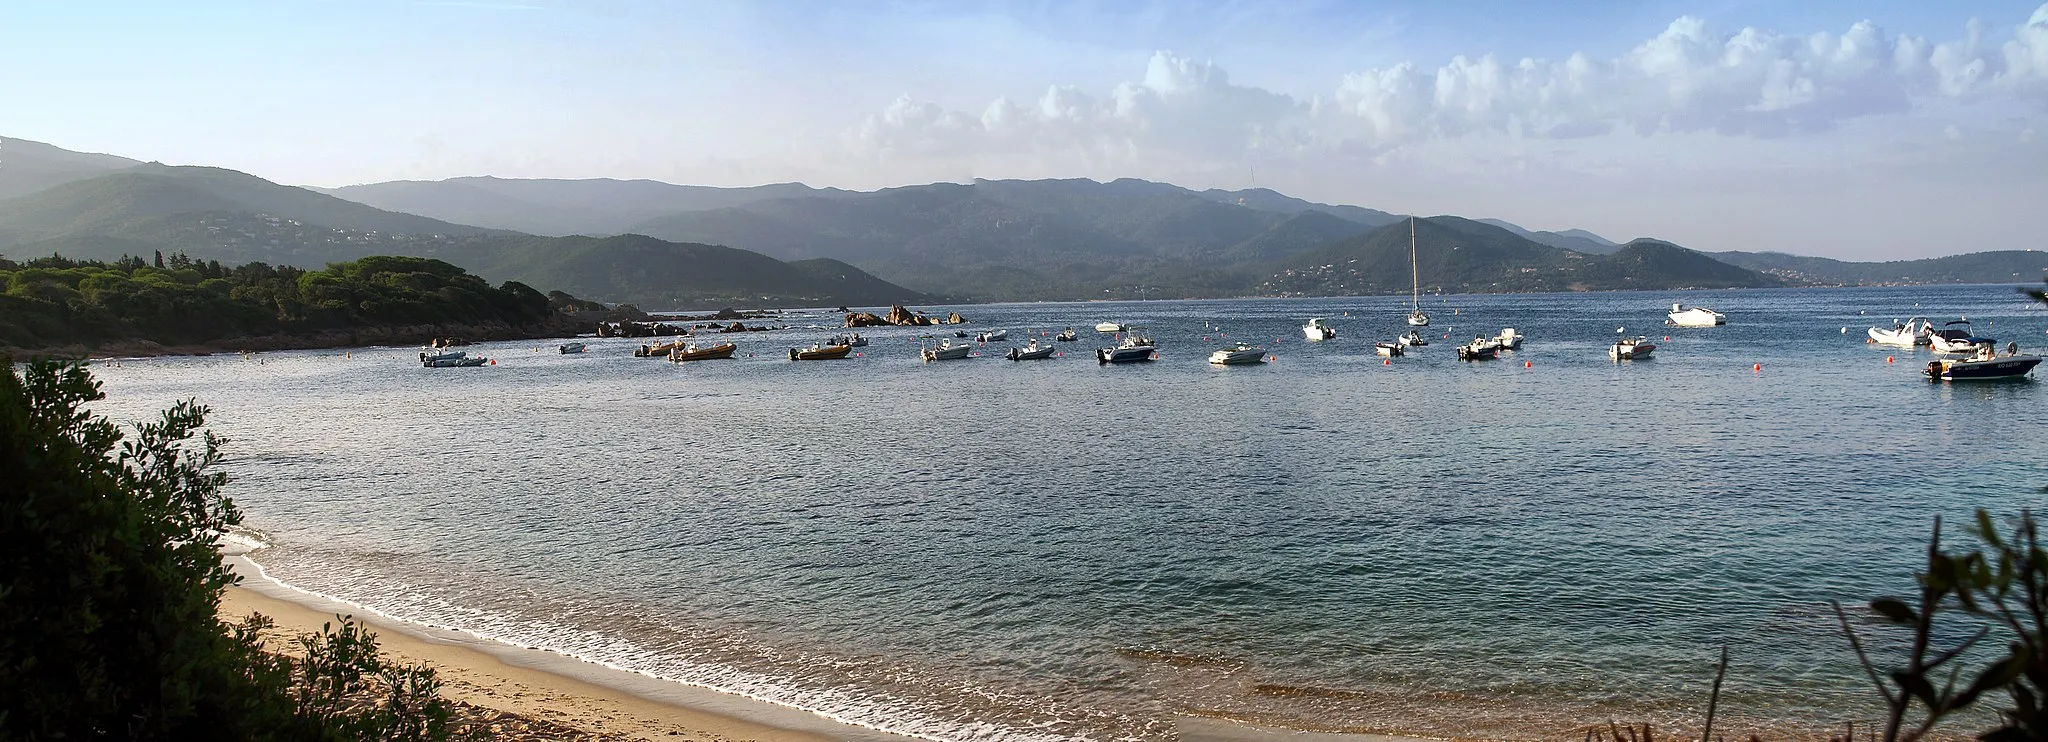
[
  {"left": 856, "top": 4, "right": 2048, "bottom": 160},
  {"left": 859, "top": 51, "right": 1307, "bottom": 165}
]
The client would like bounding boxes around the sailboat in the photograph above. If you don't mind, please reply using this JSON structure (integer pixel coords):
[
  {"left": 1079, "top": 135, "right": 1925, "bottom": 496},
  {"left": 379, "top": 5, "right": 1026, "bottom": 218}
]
[{"left": 1406, "top": 217, "right": 1429, "bottom": 327}]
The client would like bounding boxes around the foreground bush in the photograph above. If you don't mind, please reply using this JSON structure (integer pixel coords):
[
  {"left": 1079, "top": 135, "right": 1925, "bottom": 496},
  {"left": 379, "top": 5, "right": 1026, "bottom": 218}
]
[{"left": 0, "top": 358, "right": 454, "bottom": 740}]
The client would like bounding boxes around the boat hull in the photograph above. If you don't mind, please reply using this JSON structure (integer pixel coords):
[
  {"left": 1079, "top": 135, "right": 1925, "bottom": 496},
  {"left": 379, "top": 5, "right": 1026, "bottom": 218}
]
[
  {"left": 1094, "top": 323, "right": 1124, "bottom": 333},
  {"left": 423, "top": 357, "right": 487, "bottom": 367},
  {"left": 1610, "top": 343, "right": 1656, "bottom": 360},
  {"left": 1867, "top": 328, "right": 1926, "bottom": 346},
  {"left": 1457, "top": 343, "right": 1499, "bottom": 361},
  {"left": 1097, "top": 346, "right": 1156, "bottom": 364},
  {"left": 670, "top": 344, "right": 738, "bottom": 362},
  {"left": 923, "top": 346, "right": 972, "bottom": 361},
  {"left": 1374, "top": 342, "right": 1404, "bottom": 357},
  {"left": 1208, "top": 349, "right": 1267, "bottom": 365},
  {"left": 1407, "top": 313, "right": 1429, "bottom": 327},
  {"left": 1667, "top": 309, "right": 1725, "bottom": 327},
  {"left": 790, "top": 345, "right": 853, "bottom": 361},
  {"left": 1006, "top": 346, "right": 1055, "bottom": 361},
  {"left": 1927, "top": 356, "right": 2041, "bottom": 380}
]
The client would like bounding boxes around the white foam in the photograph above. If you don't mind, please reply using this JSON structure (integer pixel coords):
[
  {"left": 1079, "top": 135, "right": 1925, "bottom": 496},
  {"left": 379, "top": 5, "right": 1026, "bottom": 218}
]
[{"left": 230, "top": 555, "right": 1118, "bottom": 742}]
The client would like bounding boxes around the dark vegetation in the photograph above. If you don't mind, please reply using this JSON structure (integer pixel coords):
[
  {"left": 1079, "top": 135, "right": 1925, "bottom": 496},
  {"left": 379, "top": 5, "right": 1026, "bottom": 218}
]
[
  {"left": 0, "top": 360, "right": 462, "bottom": 739},
  {"left": 0, "top": 253, "right": 569, "bottom": 353}
]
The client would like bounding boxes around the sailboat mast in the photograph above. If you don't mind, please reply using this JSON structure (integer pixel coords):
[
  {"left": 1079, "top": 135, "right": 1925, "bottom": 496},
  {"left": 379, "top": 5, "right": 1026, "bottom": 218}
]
[{"left": 1409, "top": 217, "right": 1419, "bottom": 310}]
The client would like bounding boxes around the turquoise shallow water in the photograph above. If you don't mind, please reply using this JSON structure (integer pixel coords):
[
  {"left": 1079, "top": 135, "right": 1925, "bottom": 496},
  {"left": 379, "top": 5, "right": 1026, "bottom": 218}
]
[{"left": 88, "top": 285, "right": 2048, "bottom": 741}]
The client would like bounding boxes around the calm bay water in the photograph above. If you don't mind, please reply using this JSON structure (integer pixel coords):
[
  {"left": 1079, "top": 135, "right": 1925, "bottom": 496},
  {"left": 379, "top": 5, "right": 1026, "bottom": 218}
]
[{"left": 89, "top": 285, "right": 2048, "bottom": 741}]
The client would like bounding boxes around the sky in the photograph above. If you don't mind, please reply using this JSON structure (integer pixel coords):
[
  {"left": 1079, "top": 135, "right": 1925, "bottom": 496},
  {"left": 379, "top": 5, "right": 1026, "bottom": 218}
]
[{"left": 2, "top": 0, "right": 2045, "bottom": 259}]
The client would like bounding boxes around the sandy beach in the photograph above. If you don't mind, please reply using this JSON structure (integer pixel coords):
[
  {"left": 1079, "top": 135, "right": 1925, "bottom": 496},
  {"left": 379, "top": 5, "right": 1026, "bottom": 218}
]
[{"left": 219, "top": 585, "right": 836, "bottom": 742}]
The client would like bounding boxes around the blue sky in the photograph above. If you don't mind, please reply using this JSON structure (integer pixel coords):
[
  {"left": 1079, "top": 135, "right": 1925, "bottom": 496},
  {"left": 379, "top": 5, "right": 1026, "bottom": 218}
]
[{"left": 3, "top": 1, "right": 2045, "bottom": 259}]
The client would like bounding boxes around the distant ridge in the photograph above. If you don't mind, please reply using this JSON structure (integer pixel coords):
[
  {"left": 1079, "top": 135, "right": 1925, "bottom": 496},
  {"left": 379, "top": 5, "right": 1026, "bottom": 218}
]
[
  {"left": 1262, "top": 218, "right": 1782, "bottom": 295},
  {"left": 4, "top": 136, "right": 2041, "bottom": 303},
  {"left": 0, "top": 137, "right": 141, "bottom": 200}
]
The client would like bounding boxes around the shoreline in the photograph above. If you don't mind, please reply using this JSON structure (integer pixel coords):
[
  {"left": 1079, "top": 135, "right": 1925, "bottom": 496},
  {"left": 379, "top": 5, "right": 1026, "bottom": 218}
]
[
  {"left": 222, "top": 558, "right": 911, "bottom": 742},
  {"left": 224, "top": 558, "right": 1440, "bottom": 742}
]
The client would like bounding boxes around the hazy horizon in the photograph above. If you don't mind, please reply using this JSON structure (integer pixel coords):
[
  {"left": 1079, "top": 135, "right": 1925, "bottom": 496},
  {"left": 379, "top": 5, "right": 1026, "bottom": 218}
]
[{"left": 5, "top": 1, "right": 2046, "bottom": 260}]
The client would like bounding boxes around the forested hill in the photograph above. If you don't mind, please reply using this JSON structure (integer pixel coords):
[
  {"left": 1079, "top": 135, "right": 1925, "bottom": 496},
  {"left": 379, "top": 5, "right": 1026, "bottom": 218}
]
[{"left": 0, "top": 254, "right": 609, "bottom": 356}]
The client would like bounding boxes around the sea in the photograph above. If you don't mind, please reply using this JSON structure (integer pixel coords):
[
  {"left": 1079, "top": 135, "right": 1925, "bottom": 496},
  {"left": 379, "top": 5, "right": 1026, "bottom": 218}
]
[{"left": 84, "top": 284, "right": 2048, "bottom": 741}]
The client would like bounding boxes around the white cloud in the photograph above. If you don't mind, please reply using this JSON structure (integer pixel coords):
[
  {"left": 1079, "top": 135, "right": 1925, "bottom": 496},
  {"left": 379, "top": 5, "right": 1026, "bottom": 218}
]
[{"left": 856, "top": 4, "right": 2048, "bottom": 160}]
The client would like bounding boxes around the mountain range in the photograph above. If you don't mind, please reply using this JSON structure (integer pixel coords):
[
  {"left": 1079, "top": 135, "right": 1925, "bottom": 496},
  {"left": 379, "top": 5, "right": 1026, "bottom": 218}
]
[{"left": 2, "top": 136, "right": 2041, "bottom": 307}]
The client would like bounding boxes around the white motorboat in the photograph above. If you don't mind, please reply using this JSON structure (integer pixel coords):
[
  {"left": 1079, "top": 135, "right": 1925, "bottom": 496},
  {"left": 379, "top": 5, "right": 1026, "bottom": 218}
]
[
  {"left": 977, "top": 329, "right": 1009, "bottom": 342},
  {"left": 1666, "top": 303, "right": 1726, "bottom": 327},
  {"left": 1208, "top": 343, "right": 1268, "bottom": 365},
  {"left": 1494, "top": 328, "right": 1523, "bottom": 350},
  {"left": 1375, "top": 341, "right": 1404, "bottom": 357},
  {"left": 1866, "top": 317, "right": 1932, "bottom": 346},
  {"left": 1399, "top": 330, "right": 1429, "bottom": 347},
  {"left": 1406, "top": 219, "right": 1430, "bottom": 327},
  {"left": 1926, "top": 342, "right": 2041, "bottom": 381},
  {"left": 1095, "top": 322, "right": 1127, "bottom": 333},
  {"left": 1006, "top": 339, "right": 1056, "bottom": 361},
  {"left": 1302, "top": 318, "right": 1337, "bottom": 341},
  {"left": 922, "top": 338, "right": 973, "bottom": 362},
  {"left": 825, "top": 333, "right": 868, "bottom": 348},
  {"left": 1929, "top": 319, "right": 1993, "bottom": 354},
  {"left": 1096, "top": 333, "right": 1157, "bottom": 364},
  {"left": 1056, "top": 328, "right": 1078, "bottom": 341},
  {"left": 1610, "top": 335, "right": 1656, "bottom": 360},
  {"left": 1456, "top": 337, "right": 1500, "bottom": 361},
  {"left": 558, "top": 342, "right": 587, "bottom": 354}
]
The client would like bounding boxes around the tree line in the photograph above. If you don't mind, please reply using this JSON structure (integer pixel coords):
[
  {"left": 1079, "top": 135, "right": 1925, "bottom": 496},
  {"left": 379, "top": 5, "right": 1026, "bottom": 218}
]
[{"left": 0, "top": 252, "right": 597, "bottom": 351}]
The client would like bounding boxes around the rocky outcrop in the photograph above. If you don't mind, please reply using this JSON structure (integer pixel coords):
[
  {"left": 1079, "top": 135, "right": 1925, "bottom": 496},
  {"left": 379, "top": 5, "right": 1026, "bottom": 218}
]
[
  {"left": 883, "top": 305, "right": 924, "bottom": 326},
  {"left": 850, "top": 305, "right": 968, "bottom": 328}
]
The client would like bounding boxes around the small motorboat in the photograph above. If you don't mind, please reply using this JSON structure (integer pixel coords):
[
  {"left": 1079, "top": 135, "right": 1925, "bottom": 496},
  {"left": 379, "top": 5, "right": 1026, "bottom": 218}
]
[
  {"left": 670, "top": 342, "right": 738, "bottom": 362},
  {"left": 1867, "top": 317, "right": 1932, "bottom": 346},
  {"left": 954, "top": 330, "right": 970, "bottom": 338},
  {"left": 558, "top": 342, "right": 587, "bottom": 354},
  {"left": 635, "top": 340, "right": 687, "bottom": 357},
  {"left": 1095, "top": 322, "right": 1126, "bottom": 333},
  {"left": 1926, "top": 342, "right": 2041, "bottom": 381},
  {"left": 1456, "top": 337, "right": 1500, "bottom": 361},
  {"left": 790, "top": 343, "right": 853, "bottom": 361},
  {"left": 1056, "top": 328, "right": 1078, "bottom": 342},
  {"left": 1494, "top": 328, "right": 1523, "bottom": 350},
  {"left": 1096, "top": 334, "right": 1157, "bottom": 364},
  {"left": 1302, "top": 318, "right": 1337, "bottom": 341},
  {"left": 1929, "top": 320, "right": 1993, "bottom": 354},
  {"left": 1666, "top": 303, "right": 1726, "bottom": 327},
  {"left": 1375, "top": 341, "right": 1405, "bottom": 357},
  {"left": 1399, "top": 330, "right": 1429, "bottom": 347},
  {"left": 1610, "top": 336, "right": 1656, "bottom": 360},
  {"left": 825, "top": 333, "right": 868, "bottom": 348},
  {"left": 978, "top": 329, "right": 1009, "bottom": 343},
  {"left": 1208, "top": 342, "right": 1268, "bottom": 365},
  {"left": 922, "top": 338, "right": 973, "bottom": 362},
  {"left": 421, "top": 350, "right": 488, "bottom": 367},
  {"left": 1006, "top": 339, "right": 1057, "bottom": 361}
]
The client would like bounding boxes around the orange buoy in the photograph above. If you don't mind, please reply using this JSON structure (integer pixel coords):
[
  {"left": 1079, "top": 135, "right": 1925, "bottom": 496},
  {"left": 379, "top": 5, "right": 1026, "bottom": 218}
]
[
  {"left": 1524, "top": 361, "right": 1532, "bottom": 368},
  {"left": 1268, "top": 355, "right": 1276, "bottom": 362},
  {"left": 1887, "top": 356, "right": 1894, "bottom": 364},
  {"left": 489, "top": 359, "right": 496, "bottom": 365},
  {"left": 1383, "top": 358, "right": 1391, "bottom": 366},
  {"left": 1753, "top": 363, "right": 1762, "bottom": 372}
]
